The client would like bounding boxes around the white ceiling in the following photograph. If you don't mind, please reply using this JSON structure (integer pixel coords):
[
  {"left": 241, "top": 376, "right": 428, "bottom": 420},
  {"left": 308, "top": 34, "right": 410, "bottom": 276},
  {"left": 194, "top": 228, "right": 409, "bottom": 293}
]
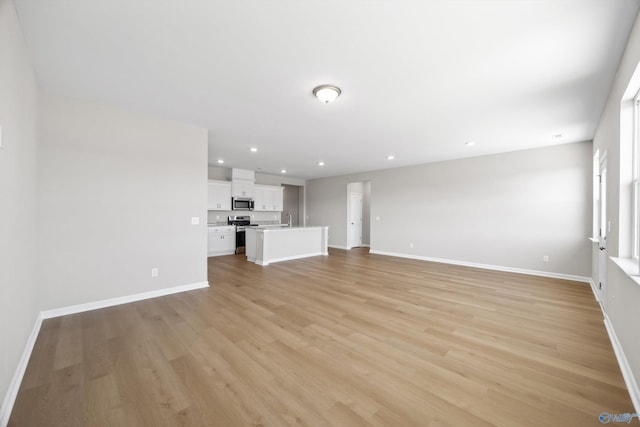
[{"left": 14, "top": 0, "right": 640, "bottom": 179}]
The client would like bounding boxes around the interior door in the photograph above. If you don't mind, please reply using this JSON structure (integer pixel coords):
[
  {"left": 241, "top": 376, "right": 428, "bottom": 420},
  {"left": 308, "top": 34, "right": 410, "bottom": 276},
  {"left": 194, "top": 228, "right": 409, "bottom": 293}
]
[
  {"left": 350, "top": 192, "right": 363, "bottom": 248},
  {"left": 598, "top": 156, "right": 607, "bottom": 303}
]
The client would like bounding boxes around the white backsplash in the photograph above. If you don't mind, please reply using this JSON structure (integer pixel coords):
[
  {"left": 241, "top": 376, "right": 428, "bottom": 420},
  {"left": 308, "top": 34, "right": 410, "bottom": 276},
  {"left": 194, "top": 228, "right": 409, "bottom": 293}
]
[{"left": 207, "top": 210, "right": 283, "bottom": 225}]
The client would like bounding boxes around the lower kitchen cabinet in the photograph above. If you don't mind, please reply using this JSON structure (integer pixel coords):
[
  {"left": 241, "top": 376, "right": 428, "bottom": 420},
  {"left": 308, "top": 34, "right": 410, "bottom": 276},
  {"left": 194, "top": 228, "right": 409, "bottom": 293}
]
[{"left": 208, "top": 225, "right": 236, "bottom": 256}]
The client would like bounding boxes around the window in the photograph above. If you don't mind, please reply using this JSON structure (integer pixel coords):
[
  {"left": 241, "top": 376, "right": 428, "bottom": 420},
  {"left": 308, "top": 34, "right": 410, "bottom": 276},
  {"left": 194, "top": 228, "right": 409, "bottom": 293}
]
[
  {"left": 594, "top": 149, "right": 600, "bottom": 239},
  {"left": 632, "top": 90, "right": 640, "bottom": 261}
]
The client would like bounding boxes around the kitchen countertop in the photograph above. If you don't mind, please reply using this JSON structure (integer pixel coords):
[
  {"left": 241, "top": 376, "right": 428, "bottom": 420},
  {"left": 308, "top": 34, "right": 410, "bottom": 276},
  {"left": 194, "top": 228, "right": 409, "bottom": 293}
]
[
  {"left": 208, "top": 223, "right": 313, "bottom": 228},
  {"left": 246, "top": 226, "right": 329, "bottom": 232}
]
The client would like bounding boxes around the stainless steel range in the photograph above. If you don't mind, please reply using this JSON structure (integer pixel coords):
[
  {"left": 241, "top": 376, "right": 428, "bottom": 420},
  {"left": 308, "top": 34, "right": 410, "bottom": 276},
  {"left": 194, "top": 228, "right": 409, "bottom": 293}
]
[{"left": 228, "top": 215, "right": 256, "bottom": 254}]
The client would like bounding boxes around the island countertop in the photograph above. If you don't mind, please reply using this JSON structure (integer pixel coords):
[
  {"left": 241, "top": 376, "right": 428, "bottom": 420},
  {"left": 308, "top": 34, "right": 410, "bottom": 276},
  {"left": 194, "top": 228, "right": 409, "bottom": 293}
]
[
  {"left": 245, "top": 226, "right": 329, "bottom": 265},
  {"left": 252, "top": 225, "right": 328, "bottom": 231}
]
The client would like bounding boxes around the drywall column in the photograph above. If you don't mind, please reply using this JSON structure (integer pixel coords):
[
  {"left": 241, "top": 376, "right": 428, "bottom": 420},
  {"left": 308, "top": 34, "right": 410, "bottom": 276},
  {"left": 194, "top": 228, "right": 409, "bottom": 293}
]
[
  {"left": 37, "top": 94, "right": 209, "bottom": 311},
  {"left": 0, "top": 0, "right": 40, "bottom": 422}
]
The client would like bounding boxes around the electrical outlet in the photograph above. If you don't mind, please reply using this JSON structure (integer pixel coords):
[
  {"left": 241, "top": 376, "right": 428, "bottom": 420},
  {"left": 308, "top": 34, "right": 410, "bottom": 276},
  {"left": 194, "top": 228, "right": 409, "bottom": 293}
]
[
  {"left": 542, "top": 255, "right": 549, "bottom": 262},
  {"left": 191, "top": 217, "right": 200, "bottom": 225},
  {"left": 409, "top": 242, "right": 414, "bottom": 248},
  {"left": 216, "top": 215, "right": 220, "bottom": 220},
  {"left": 375, "top": 216, "right": 381, "bottom": 221},
  {"left": 151, "top": 268, "right": 158, "bottom": 277}
]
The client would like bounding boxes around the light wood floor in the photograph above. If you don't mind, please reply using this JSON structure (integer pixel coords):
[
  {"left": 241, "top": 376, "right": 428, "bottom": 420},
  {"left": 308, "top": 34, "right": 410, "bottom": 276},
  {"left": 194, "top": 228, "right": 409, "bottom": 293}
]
[{"left": 9, "top": 249, "right": 632, "bottom": 426}]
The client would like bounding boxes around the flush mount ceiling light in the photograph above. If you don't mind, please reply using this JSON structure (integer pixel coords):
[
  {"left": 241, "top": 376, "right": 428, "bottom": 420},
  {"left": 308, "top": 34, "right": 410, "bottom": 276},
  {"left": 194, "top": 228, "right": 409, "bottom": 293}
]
[
  {"left": 217, "top": 159, "right": 224, "bottom": 164},
  {"left": 313, "top": 85, "right": 341, "bottom": 103},
  {"left": 387, "top": 155, "right": 395, "bottom": 160},
  {"left": 318, "top": 161, "right": 325, "bottom": 166},
  {"left": 250, "top": 147, "right": 258, "bottom": 152},
  {"left": 281, "top": 169, "right": 287, "bottom": 174}
]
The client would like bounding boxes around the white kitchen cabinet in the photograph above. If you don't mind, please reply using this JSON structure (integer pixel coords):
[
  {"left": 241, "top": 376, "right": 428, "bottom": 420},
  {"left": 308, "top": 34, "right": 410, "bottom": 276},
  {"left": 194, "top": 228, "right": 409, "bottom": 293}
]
[
  {"left": 254, "top": 185, "right": 284, "bottom": 211},
  {"left": 208, "top": 180, "right": 231, "bottom": 211},
  {"left": 208, "top": 225, "right": 236, "bottom": 256},
  {"left": 232, "top": 179, "right": 254, "bottom": 199},
  {"left": 273, "top": 186, "right": 283, "bottom": 211},
  {"left": 231, "top": 168, "right": 255, "bottom": 181},
  {"left": 254, "top": 185, "right": 273, "bottom": 211}
]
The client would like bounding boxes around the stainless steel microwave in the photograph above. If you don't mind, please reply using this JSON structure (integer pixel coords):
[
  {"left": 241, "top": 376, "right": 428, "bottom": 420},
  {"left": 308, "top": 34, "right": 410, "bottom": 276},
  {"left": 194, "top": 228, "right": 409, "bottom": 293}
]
[{"left": 232, "top": 197, "right": 254, "bottom": 211}]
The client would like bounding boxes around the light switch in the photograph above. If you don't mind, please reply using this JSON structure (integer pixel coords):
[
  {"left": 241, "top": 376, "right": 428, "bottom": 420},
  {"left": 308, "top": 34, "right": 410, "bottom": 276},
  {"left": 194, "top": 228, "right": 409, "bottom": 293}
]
[
  {"left": 191, "top": 217, "right": 200, "bottom": 225},
  {"left": 375, "top": 216, "right": 381, "bottom": 221}
]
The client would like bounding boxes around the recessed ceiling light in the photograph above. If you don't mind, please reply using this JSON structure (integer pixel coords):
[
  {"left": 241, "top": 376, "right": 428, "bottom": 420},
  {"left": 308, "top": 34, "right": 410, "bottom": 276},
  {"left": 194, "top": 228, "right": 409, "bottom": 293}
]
[
  {"left": 281, "top": 169, "right": 287, "bottom": 174},
  {"left": 387, "top": 155, "right": 395, "bottom": 160},
  {"left": 250, "top": 147, "right": 258, "bottom": 152},
  {"left": 318, "top": 161, "right": 325, "bottom": 166},
  {"left": 465, "top": 140, "right": 476, "bottom": 147},
  {"left": 313, "top": 85, "right": 341, "bottom": 103},
  {"left": 217, "top": 159, "right": 224, "bottom": 164}
]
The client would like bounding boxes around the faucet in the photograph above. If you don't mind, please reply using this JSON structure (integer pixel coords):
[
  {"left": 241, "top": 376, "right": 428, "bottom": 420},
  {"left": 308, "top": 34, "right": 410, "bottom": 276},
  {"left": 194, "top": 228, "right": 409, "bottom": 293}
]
[{"left": 286, "top": 213, "right": 292, "bottom": 227}]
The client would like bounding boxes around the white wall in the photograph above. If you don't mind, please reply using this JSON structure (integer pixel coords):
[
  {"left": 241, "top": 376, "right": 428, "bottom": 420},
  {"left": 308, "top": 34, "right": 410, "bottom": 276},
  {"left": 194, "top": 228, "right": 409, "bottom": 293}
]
[
  {"left": 307, "top": 142, "right": 592, "bottom": 277},
  {"left": 38, "top": 94, "right": 209, "bottom": 310},
  {"left": 592, "top": 10, "right": 640, "bottom": 402},
  {"left": 0, "top": 0, "right": 40, "bottom": 420}
]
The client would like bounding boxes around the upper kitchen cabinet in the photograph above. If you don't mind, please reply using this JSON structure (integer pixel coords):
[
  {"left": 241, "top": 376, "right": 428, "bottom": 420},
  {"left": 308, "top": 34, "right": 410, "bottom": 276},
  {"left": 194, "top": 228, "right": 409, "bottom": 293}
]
[
  {"left": 232, "top": 180, "right": 254, "bottom": 199},
  {"left": 273, "top": 186, "right": 284, "bottom": 211},
  {"left": 208, "top": 180, "right": 232, "bottom": 210},
  {"left": 231, "top": 168, "right": 255, "bottom": 198},
  {"left": 254, "top": 184, "right": 284, "bottom": 211}
]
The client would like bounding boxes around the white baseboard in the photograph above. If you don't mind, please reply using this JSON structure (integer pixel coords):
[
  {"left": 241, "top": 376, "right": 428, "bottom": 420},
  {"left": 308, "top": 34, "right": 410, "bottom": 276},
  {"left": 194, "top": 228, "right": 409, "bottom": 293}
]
[
  {"left": 362, "top": 244, "right": 371, "bottom": 248},
  {"left": 369, "top": 250, "right": 591, "bottom": 283},
  {"left": 328, "top": 245, "right": 349, "bottom": 250},
  {"left": 0, "top": 313, "right": 43, "bottom": 427},
  {"left": 0, "top": 280, "right": 209, "bottom": 426},
  {"left": 589, "top": 279, "right": 600, "bottom": 301},
  {"left": 372, "top": 249, "right": 638, "bottom": 412},
  {"left": 257, "top": 252, "right": 325, "bottom": 266},
  {"left": 41, "top": 281, "right": 209, "bottom": 319},
  {"left": 588, "top": 279, "right": 606, "bottom": 310},
  {"left": 603, "top": 312, "right": 640, "bottom": 413}
]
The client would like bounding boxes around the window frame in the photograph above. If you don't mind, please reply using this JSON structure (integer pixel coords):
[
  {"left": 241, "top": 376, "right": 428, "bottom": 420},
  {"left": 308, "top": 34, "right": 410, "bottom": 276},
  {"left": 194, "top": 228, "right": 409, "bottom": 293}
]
[
  {"left": 632, "top": 89, "right": 640, "bottom": 261},
  {"left": 593, "top": 149, "right": 600, "bottom": 240}
]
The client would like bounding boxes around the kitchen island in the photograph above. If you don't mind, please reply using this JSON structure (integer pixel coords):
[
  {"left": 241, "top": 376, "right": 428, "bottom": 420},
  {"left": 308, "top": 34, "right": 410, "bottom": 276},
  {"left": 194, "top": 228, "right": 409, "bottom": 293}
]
[{"left": 245, "top": 226, "right": 329, "bottom": 266}]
